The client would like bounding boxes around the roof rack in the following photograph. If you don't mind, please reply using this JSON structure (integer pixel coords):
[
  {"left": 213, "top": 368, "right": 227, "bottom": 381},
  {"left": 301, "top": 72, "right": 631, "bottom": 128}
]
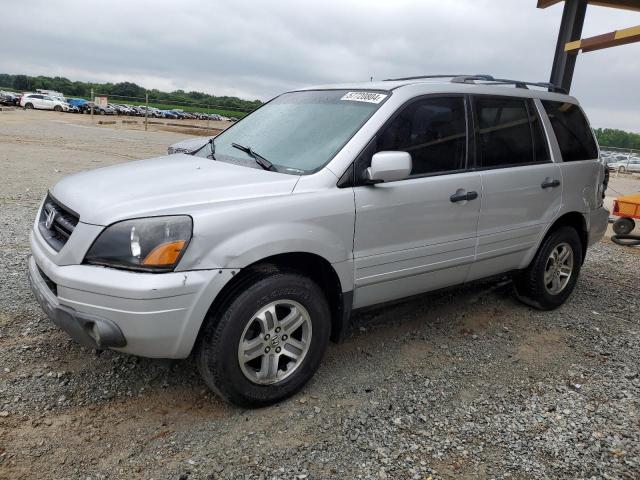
[
  {"left": 383, "top": 74, "right": 467, "bottom": 81},
  {"left": 383, "top": 73, "right": 567, "bottom": 94},
  {"left": 451, "top": 75, "right": 567, "bottom": 93}
]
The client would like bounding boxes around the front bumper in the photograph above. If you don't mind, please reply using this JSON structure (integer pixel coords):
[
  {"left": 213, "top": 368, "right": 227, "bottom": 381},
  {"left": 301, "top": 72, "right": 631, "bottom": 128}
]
[
  {"left": 28, "top": 256, "right": 126, "bottom": 350},
  {"left": 29, "top": 230, "right": 235, "bottom": 358}
]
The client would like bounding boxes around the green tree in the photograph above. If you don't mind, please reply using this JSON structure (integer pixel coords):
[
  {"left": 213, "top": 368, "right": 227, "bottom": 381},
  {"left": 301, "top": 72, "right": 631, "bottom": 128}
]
[
  {"left": 595, "top": 128, "right": 640, "bottom": 150},
  {"left": 13, "top": 74, "right": 31, "bottom": 91}
]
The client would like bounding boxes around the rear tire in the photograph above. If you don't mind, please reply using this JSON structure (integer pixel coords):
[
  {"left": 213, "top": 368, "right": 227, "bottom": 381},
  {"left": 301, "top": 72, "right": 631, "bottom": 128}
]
[
  {"left": 618, "top": 166, "right": 626, "bottom": 174},
  {"left": 514, "top": 226, "right": 583, "bottom": 310},
  {"left": 613, "top": 217, "right": 635, "bottom": 235},
  {"left": 196, "top": 269, "right": 331, "bottom": 408}
]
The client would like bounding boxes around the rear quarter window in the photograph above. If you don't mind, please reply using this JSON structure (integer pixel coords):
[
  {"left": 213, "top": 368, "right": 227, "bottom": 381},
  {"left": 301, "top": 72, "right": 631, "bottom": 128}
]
[{"left": 541, "top": 100, "right": 598, "bottom": 162}]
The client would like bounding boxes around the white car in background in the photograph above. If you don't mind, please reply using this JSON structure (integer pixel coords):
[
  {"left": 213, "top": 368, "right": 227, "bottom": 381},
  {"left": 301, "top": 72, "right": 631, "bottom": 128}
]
[
  {"left": 20, "top": 93, "right": 69, "bottom": 112},
  {"left": 608, "top": 157, "right": 640, "bottom": 174}
]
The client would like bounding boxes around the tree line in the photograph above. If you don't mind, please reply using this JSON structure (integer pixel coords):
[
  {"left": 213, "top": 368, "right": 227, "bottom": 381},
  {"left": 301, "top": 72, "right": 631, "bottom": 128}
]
[
  {"left": 0, "top": 73, "right": 262, "bottom": 112},
  {"left": 594, "top": 128, "right": 640, "bottom": 151}
]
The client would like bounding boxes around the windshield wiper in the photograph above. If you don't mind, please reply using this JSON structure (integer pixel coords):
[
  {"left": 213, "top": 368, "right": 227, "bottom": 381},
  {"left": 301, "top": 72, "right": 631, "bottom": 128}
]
[
  {"left": 208, "top": 137, "right": 216, "bottom": 160},
  {"left": 231, "top": 143, "right": 275, "bottom": 171}
]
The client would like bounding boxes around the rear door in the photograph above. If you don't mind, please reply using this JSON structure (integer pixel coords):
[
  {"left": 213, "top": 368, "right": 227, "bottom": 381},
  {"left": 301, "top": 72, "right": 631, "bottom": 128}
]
[
  {"left": 468, "top": 95, "right": 561, "bottom": 281},
  {"left": 352, "top": 95, "right": 481, "bottom": 308},
  {"left": 28, "top": 94, "right": 43, "bottom": 108}
]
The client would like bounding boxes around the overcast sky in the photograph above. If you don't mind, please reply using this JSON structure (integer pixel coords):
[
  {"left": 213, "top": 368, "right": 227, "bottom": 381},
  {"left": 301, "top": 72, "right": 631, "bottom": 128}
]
[{"left": 2, "top": 0, "right": 638, "bottom": 131}]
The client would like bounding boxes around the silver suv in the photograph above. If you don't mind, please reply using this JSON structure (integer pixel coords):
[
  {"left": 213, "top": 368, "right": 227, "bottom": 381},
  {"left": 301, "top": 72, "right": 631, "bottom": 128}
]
[{"left": 28, "top": 75, "right": 609, "bottom": 407}]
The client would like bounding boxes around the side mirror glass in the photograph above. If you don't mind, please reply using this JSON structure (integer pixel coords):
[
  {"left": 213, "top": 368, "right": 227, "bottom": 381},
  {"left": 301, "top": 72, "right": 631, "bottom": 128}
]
[{"left": 366, "top": 151, "right": 412, "bottom": 184}]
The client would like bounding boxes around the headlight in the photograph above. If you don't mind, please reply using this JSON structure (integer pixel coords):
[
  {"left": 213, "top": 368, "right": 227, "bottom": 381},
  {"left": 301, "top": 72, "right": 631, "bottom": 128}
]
[{"left": 84, "top": 216, "right": 192, "bottom": 272}]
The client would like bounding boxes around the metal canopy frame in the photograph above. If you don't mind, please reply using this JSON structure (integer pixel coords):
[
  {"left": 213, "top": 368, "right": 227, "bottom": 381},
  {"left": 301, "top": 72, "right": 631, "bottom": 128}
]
[{"left": 539, "top": 0, "right": 640, "bottom": 92}]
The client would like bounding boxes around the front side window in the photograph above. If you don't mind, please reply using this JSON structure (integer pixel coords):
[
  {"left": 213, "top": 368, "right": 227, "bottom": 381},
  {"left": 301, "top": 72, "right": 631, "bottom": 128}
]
[
  {"left": 194, "top": 90, "right": 387, "bottom": 175},
  {"left": 474, "top": 97, "right": 547, "bottom": 168},
  {"left": 374, "top": 96, "right": 467, "bottom": 176},
  {"left": 541, "top": 100, "right": 598, "bottom": 162}
]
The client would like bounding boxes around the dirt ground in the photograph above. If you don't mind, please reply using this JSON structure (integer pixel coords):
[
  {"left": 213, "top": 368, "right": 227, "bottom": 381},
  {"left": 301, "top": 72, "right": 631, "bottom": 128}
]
[{"left": 0, "top": 109, "right": 639, "bottom": 480}]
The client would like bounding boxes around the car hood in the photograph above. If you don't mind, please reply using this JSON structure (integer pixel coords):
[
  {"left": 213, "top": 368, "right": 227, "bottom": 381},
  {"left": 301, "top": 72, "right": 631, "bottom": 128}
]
[{"left": 51, "top": 154, "right": 300, "bottom": 226}]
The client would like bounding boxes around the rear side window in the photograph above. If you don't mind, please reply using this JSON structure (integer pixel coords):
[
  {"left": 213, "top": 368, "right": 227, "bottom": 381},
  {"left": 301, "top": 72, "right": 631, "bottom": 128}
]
[
  {"left": 541, "top": 100, "right": 598, "bottom": 161},
  {"left": 474, "top": 97, "right": 548, "bottom": 168},
  {"left": 375, "top": 96, "right": 467, "bottom": 176}
]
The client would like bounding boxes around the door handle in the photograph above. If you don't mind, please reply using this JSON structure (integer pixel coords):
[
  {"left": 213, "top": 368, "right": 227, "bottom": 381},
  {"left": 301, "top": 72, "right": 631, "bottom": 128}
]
[
  {"left": 450, "top": 190, "right": 479, "bottom": 203},
  {"left": 541, "top": 179, "right": 561, "bottom": 189}
]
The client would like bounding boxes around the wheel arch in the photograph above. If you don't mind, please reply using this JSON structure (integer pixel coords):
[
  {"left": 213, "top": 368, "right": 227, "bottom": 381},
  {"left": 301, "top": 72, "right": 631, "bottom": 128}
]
[
  {"left": 192, "top": 251, "right": 351, "bottom": 355},
  {"left": 543, "top": 211, "right": 589, "bottom": 264}
]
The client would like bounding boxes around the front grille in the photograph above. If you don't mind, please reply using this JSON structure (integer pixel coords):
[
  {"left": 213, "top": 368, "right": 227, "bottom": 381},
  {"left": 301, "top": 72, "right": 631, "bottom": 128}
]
[{"left": 38, "top": 194, "right": 79, "bottom": 251}]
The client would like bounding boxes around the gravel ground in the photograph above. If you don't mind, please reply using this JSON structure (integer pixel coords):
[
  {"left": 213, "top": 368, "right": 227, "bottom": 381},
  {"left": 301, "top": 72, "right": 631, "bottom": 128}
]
[{"left": 1, "top": 110, "right": 639, "bottom": 480}]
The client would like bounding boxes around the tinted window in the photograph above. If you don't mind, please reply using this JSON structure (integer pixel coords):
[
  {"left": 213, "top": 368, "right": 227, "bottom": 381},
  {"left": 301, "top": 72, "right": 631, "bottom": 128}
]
[
  {"left": 475, "top": 97, "right": 542, "bottom": 168},
  {"left": 375, "top": 97, "right": 466, "bottom": 175},
  {"left": 542, "top": 100, "right": 598, "bottom": 161}
]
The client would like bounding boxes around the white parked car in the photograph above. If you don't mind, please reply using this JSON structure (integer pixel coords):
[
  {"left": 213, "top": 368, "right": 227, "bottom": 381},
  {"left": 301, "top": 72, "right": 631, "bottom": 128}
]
[
  {"left": 608, "top": 157, "right": 640, "bottom": 174},
  {"left": 20, "top": 93, "right": 69, "bottom": 112}
]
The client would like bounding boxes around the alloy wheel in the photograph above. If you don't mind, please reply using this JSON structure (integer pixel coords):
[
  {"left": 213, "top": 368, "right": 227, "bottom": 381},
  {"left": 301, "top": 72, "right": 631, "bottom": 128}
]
[
  {"left": 544, "top": 242, "right": 574, "bottom": 295},
  {"left": 237, "top": 300, "right": 312, "bottom": 385}
]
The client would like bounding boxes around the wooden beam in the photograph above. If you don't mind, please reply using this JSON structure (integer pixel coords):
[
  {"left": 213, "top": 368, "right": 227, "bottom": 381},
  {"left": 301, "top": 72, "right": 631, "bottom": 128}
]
[
  {"left": 589, "top": 0, "right": 640, "bottom": 11},
  {"left": 537, "top": 0, "right": 563, "bottom": 7},
  {"left": 538, "top": 0, "right": 640, "bottom": 11},
  {"left": 565, "top": 25, "right": 640, "bottom": 52}
]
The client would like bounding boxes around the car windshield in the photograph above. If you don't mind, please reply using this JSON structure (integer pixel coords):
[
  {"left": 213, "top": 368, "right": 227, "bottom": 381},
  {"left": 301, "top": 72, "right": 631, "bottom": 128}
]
[{"left": 194, "top": 89, "right": 388, "bottom": 174}]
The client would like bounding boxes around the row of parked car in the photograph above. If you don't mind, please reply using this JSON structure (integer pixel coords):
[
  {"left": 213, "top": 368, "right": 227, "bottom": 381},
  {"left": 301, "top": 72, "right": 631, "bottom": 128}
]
[
  {"left": 0, "top": 90, "right": 235, "bottom": 121},
  {"left": 601, "top": 150, "right": 640, "bottom": 174}
]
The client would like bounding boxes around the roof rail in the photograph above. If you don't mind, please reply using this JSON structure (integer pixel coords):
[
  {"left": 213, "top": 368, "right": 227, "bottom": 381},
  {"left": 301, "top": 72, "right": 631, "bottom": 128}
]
[
  {"left": 383, "top": 74, "right": 468, "bottom": 81},
  {"left": 451, "top": 75, "right": 567, "bottom": 93},
  {"left": 383, "top": 73, "right": 567, "bottom": 94}
]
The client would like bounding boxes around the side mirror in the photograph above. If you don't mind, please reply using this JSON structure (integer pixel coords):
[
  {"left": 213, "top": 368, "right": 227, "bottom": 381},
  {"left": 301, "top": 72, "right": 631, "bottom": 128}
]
[{"left": 366, "top": 151, "right": 412, "bottom": 184}]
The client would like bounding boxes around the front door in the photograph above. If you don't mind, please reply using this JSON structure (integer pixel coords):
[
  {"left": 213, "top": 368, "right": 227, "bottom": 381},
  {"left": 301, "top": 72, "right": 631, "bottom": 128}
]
[
  {"left": 41, "top": 96, "right": 55, "bottom": 110},
  {"left": 352, "top": 95, "right": 481, "bottom": 308}
]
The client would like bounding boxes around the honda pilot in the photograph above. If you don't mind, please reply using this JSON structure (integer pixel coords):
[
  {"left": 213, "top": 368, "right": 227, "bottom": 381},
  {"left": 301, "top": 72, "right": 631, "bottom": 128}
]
[{"left": 28, "top": 75, "right": 609, "bottom": 407}]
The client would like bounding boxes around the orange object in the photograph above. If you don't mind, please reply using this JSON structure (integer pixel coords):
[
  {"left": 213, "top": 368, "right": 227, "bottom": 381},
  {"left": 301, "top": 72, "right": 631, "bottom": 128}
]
[
  {"left": 613, "top": 193, "right": 640, "bottom": 219},
  {"left": 142, "top": 240, "right": 186, "bottom": 266}
]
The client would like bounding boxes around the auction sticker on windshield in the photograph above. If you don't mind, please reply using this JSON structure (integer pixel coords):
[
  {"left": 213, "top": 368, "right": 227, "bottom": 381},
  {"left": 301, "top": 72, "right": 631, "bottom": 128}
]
[{"left": 340, "top": 92, "right": 387, "bottom": 104}]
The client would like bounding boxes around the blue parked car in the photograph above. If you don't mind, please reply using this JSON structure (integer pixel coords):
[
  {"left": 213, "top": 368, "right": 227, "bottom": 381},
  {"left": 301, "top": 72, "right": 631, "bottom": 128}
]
[
  {"left": 67, "top": 98, "right": 88, "bottom": 108},
  {"left": 159, "top": 110, "right": 178, "bottom": 119}
]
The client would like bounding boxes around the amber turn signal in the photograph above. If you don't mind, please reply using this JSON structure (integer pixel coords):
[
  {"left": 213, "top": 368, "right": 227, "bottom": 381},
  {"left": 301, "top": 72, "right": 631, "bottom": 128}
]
[{"left": 142, "top": 240, "right": 186, "bottom": 266}]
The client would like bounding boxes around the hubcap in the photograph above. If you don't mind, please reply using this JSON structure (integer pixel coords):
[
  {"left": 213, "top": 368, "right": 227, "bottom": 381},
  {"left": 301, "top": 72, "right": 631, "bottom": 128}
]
[
  {"left": 237, "top": 300, "right": 312, "bottom": 385},
  {"left": 544, "top": 242, "right": 574, "bottom": 295}
]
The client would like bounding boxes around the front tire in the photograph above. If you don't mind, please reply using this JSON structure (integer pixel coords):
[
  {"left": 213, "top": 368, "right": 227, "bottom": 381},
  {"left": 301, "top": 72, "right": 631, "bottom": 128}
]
[
  {"left": 196, "top": 269, "right": 331, "bottom": 408},
  {"left": 514, "top": 226, "right": 583, "bottom": 310},
  {"left": 24, "top": 103, "right": 34, "bottom": 109},
  {"left": 53, "top": 105, "right": 62, "bottom": 112},
  {"left": 618, "top": 166, "right": 626, "bottom": 174}
]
